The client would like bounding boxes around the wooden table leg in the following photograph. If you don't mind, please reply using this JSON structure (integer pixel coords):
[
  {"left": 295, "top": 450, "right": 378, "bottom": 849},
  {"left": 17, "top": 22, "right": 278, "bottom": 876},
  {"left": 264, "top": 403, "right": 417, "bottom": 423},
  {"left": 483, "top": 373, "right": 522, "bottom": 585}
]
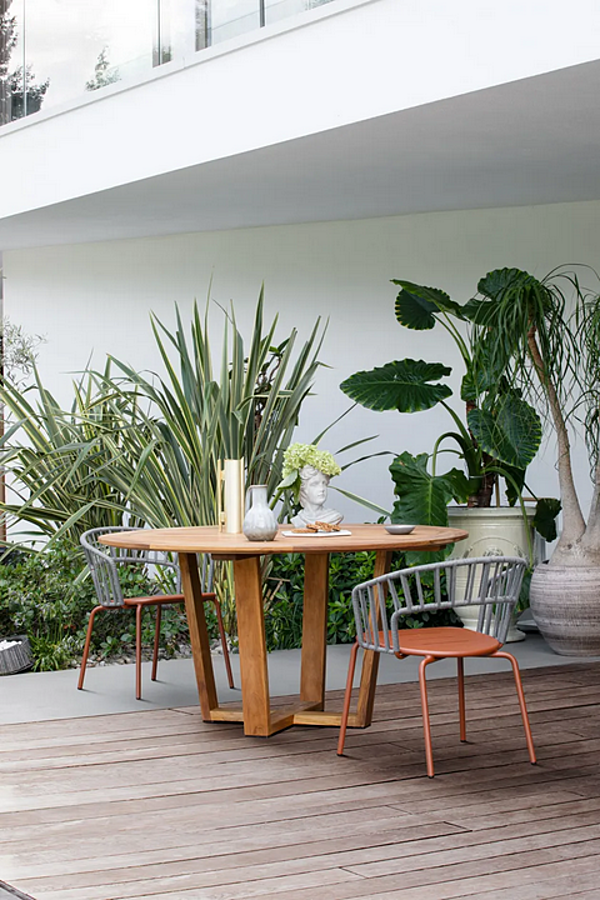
[
  {"left": 354, "top": 549, "right": 393, "bottom": 727},
  {"left": 179, "top": 552, "right": 218, "bottom": 720},
  {"left": 300, "top": 553, "right": 330, "bottom": 708},
  {"left": 233, "top": 555, "right": 272, "bottom": 737}
]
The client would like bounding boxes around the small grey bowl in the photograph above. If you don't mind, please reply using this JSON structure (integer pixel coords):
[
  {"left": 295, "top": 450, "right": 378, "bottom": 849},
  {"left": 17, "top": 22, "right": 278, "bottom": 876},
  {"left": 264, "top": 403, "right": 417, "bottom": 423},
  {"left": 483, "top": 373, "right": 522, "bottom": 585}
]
[{"left": 385, "top": 524, "right": 416, "bottom": 535}]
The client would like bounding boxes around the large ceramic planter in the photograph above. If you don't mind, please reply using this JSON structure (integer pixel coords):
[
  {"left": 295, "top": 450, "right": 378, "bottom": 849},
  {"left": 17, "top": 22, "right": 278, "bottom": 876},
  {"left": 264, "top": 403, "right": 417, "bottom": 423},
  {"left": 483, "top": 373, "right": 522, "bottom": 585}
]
[
  {"left": 530, "top": 564, "right": 600, "bottom": 656},
  {"left": 447, "top": 506, "right": 535, "bottom": 642}
]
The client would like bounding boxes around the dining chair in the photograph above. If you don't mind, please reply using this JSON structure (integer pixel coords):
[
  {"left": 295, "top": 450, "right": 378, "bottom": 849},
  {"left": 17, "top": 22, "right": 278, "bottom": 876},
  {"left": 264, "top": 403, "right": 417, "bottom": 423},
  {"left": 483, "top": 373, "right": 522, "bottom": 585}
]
[
  {"left": 78, "top": 526, "right": 234, "bottom": 699},
  {"left": 338, "top": 555, "right": 536, "bottom": 777}
]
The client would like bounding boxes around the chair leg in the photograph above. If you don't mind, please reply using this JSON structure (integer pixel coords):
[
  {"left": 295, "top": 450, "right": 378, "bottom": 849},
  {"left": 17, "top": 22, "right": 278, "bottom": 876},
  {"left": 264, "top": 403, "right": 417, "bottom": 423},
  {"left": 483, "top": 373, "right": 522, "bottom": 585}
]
[
  {"left": 418, "top": 656, "right": 437, "bottom": 778},
  {"left": 152, "top": 604, "right": 162, "bottom": 682},
  {"left": 457, "top": 657, "right": 467, "bottom": 742},
  {"left": 337, "top": 641, "right": 360, "bottom": 756},
  {"left": 77, "top": 606, "right": 104, "bottom": 690},
  {"left": 213, "top": 597, "right": 235, "bottom": 689},
  {"left": 494, "top": 650, "right": 537, "bottom": 764},
  {"left": 135, "top": 604, "right": 143, "bottom": 701}
]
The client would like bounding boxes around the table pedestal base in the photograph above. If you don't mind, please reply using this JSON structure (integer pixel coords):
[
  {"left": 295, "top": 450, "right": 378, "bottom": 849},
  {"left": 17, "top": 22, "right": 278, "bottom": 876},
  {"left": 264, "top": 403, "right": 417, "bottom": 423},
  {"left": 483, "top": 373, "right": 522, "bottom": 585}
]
[{"left": 182, "top": 549, "right": 391, "bottom": 737}]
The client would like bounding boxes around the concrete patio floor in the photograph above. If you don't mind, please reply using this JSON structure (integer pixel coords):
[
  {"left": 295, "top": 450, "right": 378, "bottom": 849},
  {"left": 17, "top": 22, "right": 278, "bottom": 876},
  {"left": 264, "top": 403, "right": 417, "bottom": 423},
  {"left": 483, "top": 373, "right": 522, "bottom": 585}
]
[{"left": 1, "top": 632, "right": 594, "bottom": 725}]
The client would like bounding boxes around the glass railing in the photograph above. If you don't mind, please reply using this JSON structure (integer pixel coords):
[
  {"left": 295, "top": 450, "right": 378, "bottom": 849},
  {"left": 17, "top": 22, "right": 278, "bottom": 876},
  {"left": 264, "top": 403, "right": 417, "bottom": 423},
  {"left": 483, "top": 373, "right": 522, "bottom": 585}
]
[{"left": 0, "top": 0, "right": 334, "bottom": 127}]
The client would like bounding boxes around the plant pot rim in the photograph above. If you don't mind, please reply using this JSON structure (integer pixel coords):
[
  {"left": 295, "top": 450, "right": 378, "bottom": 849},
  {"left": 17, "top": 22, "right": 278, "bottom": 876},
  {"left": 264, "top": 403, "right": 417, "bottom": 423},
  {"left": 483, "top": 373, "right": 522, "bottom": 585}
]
[{"left": 448, "top": 506, "right": 535, "bottom": 518}]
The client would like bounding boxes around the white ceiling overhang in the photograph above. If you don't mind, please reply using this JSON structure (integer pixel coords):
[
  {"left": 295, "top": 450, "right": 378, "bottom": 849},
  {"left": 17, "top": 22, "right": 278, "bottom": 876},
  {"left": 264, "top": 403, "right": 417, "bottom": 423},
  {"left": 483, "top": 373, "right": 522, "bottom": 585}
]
[{"left": 1, "top": 59, "right": 600, "bottom": 250}]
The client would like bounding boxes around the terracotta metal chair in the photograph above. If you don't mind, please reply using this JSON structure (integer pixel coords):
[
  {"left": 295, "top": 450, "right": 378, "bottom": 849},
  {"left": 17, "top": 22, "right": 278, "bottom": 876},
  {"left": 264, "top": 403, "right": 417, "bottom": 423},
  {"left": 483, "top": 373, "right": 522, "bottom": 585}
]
[
  {"left": 78, "top": 526, "right": 234, "bottom": 699},
  {"left": 338, "top": 556, "right": 536, "bottom": 776}
]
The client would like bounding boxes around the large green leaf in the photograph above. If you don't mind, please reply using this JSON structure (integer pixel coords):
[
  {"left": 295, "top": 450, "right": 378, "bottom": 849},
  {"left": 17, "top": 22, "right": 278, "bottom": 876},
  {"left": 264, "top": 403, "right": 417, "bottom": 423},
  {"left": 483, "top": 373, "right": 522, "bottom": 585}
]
[
  {"left": 340, "top": 359, "right": 452, "bottom": 412},
  {"left": 467, "top": 393, "right": 541, "bottom": 469},
  {"left": 389, "top": 452, "right": 459, "bottom": 527},
  {"left": 477, "top": 268, "right": 539, "bottom": 302},
  {"left": 533, "top": 497, "right": 562, "bottom": 542},
  {"left": 392, "top": 281, "right": 464, "bottom": 329},
  {"left": 393, "top": 286, "right": 438, "bottom": 330},
  {"left": 460, "top": 268, "right": 544, "bottom": 328}
]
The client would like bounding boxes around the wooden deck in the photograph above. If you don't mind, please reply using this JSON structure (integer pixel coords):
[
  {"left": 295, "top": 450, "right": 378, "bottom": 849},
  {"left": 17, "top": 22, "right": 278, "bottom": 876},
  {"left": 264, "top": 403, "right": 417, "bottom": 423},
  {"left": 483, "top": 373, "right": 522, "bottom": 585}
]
[{"left": 2, "top": 662, "right": 600, "bottom": 899}]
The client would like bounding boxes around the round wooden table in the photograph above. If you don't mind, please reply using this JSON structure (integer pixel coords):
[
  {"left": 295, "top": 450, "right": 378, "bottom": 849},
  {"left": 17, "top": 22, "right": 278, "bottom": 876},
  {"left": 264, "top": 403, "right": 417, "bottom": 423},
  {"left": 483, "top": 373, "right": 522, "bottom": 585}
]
[{"left": 101, "top": 524, "right": 467, "bottom": 736}]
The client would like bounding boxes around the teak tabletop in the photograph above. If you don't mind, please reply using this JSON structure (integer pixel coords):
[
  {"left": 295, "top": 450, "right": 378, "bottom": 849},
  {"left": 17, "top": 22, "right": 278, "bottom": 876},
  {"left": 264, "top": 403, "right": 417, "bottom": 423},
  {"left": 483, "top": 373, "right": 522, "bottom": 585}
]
[{"left": 101, "top": 524, "right": 467, "bottom": 736}]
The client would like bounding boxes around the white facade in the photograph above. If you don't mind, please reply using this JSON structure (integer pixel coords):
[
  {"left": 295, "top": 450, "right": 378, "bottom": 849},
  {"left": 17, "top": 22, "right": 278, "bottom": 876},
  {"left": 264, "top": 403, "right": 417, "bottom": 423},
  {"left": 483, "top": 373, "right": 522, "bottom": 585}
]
[{"left": 2, "top": 0, "right": 600, "bottom": 522}]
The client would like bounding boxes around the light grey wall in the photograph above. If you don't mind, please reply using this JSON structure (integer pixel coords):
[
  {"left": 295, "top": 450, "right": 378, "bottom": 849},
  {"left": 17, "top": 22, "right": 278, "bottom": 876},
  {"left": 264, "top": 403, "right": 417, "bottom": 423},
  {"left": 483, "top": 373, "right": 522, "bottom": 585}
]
[{"left": 4, "top": 200, "right": 599, "bottom": 520}]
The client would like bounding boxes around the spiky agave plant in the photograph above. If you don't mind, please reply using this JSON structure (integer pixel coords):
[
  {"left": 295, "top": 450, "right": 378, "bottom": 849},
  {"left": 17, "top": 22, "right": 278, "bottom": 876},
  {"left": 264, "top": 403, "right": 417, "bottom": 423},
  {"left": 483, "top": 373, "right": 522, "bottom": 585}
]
[
  {"left": 95, "top": 287, "right": 327, "bottom": 527},
  {"left": 0, "top": 362, "right": 131, "bottom": 547}
]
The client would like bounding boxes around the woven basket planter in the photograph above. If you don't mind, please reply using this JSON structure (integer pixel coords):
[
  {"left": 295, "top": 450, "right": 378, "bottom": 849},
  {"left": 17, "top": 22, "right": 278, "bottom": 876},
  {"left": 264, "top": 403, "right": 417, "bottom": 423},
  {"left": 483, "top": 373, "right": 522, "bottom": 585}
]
[{"left": 0, "top": 635, "right": 33, "bottom": 675}]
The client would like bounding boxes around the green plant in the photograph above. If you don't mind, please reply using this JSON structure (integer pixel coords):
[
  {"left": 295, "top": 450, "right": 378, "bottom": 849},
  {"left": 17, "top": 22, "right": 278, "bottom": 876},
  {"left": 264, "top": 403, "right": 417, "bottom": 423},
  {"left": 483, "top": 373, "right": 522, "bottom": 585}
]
[
  {"left": 264, "top": 550, "right": 459, "bottom": 651},
  {"left": 340, "top": 278, "right": 558, "bottom": 550},
  {"left": 277, "top": 443, "right": 342, "bottom": 502},
  {"left": 94, "top": 290, "right": 327, "bottom": 530},
  {"left": 0, "top": 291, "right": 325, "bottom": 544},
  {"left": 0, "top": 541, "right": 195, "bottom": 670},
  {"left": 469, "top": 266, "right": 600, "bottom": 568},
  {"left": 0, "top": 364, "right": 134, "bottom": 546}
]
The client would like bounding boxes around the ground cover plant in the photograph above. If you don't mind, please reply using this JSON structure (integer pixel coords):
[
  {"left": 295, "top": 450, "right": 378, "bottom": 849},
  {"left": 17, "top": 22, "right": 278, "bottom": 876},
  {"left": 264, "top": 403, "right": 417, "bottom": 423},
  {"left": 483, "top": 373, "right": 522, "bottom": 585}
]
[
  {"left": 0, "top": 542, "right": 194, "bottom": 671},
  {"left": 0, "top": 544, "right": 463, "bottom": 670}
]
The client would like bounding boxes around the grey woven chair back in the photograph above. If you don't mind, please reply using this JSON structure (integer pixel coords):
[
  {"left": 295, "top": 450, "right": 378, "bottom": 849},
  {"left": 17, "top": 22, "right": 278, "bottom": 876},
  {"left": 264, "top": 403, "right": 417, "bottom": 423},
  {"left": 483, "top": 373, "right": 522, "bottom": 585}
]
[
  {"left": 353, "top": 556, "right": 526, "bottom": 654},
  {"left": 80, "top": 526, "right": 214, "bottom": 609}
]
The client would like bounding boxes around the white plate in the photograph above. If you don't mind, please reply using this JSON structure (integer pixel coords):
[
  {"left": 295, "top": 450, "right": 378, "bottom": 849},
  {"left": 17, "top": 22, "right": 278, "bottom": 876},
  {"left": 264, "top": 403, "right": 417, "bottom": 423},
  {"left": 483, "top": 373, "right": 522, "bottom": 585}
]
[
  {"left": 282, "top": 529, "right": 352, "bottom": 538},
  {"left": 385, "top": 524, "right": 416, "bottom": 535}
]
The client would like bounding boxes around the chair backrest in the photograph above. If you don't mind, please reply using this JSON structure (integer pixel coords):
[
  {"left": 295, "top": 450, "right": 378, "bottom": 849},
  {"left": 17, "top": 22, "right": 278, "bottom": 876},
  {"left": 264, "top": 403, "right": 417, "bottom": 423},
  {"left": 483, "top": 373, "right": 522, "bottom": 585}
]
[
  {"left": 352, "top": 556, "right": 527, "bottom": 653},
  {"left": 80, "top": 526, "right": 214, "bottom": 608}
]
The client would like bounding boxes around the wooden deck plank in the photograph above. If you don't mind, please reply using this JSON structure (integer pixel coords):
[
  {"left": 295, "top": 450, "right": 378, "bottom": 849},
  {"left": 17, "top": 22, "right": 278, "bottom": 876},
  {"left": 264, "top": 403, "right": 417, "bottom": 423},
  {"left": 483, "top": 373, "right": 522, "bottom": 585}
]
[{"left": 3, "top": 662, "right": 600, "bottom": 900}]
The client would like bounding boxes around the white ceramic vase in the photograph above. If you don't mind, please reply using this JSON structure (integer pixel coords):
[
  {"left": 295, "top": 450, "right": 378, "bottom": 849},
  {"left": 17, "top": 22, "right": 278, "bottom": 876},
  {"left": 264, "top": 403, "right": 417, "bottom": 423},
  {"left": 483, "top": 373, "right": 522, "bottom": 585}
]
[{"left": 243, "top": 485, "right": 278, "bottom": 541}]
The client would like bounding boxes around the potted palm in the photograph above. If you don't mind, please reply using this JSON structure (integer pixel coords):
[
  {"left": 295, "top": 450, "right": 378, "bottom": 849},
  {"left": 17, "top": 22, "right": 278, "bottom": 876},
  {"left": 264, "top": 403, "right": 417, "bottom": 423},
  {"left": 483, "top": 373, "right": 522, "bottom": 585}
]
[
  {"left": 341, "top": 278, "right": 558, "bottom": 562},
  {"left": 462, "top": 266, "right": 600, "bottom": 655}
]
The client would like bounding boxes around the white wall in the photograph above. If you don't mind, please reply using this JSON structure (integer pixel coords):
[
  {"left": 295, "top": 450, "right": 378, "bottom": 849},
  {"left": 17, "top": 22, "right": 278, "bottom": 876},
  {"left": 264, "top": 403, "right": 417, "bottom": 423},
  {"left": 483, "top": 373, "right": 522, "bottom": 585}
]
[
  {"left": 4, "top": 199, "right": 599, "bottom": 521},
  {"left": 2, "top": 0, "right": 600, "bottom": 219}
]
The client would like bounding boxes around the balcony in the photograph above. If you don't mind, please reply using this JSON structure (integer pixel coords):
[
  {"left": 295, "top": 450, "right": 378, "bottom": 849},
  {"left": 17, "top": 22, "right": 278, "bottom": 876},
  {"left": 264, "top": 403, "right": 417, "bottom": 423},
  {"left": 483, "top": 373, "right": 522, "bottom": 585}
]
[
  {"left": 0, "top": 0, "right": 600, "bottom": 251},
  {"left": 0, "top": 0, "right": 334, "bottom": 126}
]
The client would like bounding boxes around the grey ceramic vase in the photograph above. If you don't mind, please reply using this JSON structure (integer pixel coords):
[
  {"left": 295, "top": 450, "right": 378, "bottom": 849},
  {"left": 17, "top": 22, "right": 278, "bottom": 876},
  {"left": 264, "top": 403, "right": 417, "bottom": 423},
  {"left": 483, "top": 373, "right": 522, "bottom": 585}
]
[
  {"left": 243, "top": 485, "right": 278, "bottom": 541},
  {"left": 530, "top": 562, "right": 600, "bottom": 656}
]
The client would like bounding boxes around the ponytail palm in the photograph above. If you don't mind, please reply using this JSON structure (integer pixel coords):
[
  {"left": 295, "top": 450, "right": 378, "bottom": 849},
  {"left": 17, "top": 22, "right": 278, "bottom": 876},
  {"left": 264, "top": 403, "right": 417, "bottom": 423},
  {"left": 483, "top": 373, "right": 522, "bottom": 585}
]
[{"left": 470, "top": 266, "right": 600, "bottom": 566}]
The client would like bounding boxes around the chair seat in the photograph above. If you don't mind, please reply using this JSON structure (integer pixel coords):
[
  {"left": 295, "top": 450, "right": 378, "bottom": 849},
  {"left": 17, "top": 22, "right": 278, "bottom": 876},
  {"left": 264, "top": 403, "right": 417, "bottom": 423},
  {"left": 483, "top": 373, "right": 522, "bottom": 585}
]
[
  {"left": 122, "top": 591, "right": 217, "bottom": 608},
  {"left": 123, "top": 593, "right": 185, "bottom": 608},
  {"left": 390, "top": 626, "right": 502, "bottom": 658}
]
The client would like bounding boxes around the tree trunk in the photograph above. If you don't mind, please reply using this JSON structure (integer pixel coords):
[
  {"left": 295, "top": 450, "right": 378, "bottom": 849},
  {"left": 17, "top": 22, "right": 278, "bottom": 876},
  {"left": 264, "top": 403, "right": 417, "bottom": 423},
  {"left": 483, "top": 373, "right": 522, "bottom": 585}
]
[{"left": 527, "top": 327, "right": 586, "bottom": 563}]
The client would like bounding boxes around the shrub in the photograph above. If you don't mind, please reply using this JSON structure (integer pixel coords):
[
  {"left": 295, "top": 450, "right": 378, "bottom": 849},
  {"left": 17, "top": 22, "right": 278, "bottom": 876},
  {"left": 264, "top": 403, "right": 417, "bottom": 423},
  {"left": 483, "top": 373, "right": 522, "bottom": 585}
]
[
  {"left": 264, "top": 551, "right": 461, "bottom": 652},
  {"left": 0, "top": 542, "right": 197, "bottom": 670}
]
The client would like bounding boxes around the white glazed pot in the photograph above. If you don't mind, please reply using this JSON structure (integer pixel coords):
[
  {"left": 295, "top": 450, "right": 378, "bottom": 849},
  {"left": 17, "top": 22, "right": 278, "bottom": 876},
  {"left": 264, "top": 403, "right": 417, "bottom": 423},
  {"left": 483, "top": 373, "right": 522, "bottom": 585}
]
[{"left": 447, "top": 506, "right": 535, "bottom": 642}]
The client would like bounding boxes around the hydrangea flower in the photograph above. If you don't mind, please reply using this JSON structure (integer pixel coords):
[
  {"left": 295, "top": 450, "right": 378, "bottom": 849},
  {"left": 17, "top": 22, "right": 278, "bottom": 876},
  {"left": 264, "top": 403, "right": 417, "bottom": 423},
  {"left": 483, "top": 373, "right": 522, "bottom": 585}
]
[{"left": 278, "top": 443, "right": 341, "bottom": 501}]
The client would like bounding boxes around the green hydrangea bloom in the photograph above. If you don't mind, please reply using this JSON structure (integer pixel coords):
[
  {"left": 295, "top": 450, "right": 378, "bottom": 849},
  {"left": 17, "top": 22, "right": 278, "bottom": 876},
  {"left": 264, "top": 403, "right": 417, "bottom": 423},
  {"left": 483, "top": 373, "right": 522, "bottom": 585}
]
[
  {"left": 282, "top": 443, "right": 341, "bottom": 479},
  {"left": 278, "top": 443, "right": 341, "bottom": 501}
]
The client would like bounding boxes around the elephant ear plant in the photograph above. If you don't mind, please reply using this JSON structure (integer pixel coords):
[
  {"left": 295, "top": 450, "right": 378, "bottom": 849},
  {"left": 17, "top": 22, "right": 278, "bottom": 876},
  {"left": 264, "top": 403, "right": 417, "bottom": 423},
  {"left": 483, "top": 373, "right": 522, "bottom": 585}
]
[{"left": 340, "top": 277, "right": 557, "bottom": 550}]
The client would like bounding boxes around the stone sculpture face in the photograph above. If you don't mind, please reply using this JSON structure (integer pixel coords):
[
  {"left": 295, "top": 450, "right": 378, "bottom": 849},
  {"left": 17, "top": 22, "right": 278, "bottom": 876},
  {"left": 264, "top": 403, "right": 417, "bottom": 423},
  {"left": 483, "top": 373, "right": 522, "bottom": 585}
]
[{"left": 299, "top": 466, "right": 329, "bottom": 510}]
